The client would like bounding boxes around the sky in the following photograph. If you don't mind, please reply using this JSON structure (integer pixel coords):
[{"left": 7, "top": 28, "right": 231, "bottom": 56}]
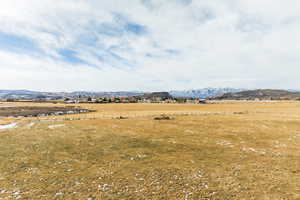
[{"left": 0, "top": 0, "right": 299, "bottom": 92}]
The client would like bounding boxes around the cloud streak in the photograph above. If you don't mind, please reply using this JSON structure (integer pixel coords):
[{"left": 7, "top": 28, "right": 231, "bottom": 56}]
[{"left": 0, "top": 0, "right": 299, "bottom": 91}]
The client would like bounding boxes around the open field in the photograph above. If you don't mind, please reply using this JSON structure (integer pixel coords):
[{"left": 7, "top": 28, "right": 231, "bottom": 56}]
[{"left": 0, "top": 102, "right": 300, "bottom": 199}]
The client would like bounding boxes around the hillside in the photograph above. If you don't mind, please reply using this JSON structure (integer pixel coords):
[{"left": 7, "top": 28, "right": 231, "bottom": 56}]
[
  {"left": 213, "top": 89, "right": 300, "bottom": 100},
  {"left": 0, "top": 90, "right": 62, "bottom": 100},
  {"left": 1, "top": 89, "right": 300, "bottom": 100},
  {"left": 143, "top": 92, "right": 172, "bottom": 99},
  {"left": 0, "top": 90, "right": 143, "bottom": 100}
]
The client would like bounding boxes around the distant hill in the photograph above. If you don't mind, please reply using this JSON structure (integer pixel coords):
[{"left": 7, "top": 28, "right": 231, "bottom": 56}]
[
  {"left": 212, "top": 89, "right": 300, "bottom": 100},
  {"left": 143, "top": 92, "right": 172, "bottom": 99},
  {"left": 70, "top": 91, "right": 144, "bottom": 98},
  {"left": 0, "top": 88, "right": 245, "bottom": 100},
  {"left": 0, "top": 90, "right": 144, "bottom": 100},
  {"left": 1, "top": 89, "right": 300, "bottom": 101},
  {"left": 0, "top": 90, "right": 54, "bottom": 100}
]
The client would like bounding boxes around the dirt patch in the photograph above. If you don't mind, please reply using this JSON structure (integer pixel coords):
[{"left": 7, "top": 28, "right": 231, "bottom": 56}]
[
  {"left": 0, "top": 106, "right": 92, "bottom": 117},
  {"left": 153, "top": 114, "right": 175, "bottom": 120},
  {"left": 114, "top": 116, "right": 128, "bottom": 119}
]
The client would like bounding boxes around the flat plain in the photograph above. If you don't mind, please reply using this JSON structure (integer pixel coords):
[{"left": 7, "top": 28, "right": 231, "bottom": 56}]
[{"left": 0, "top": 101, "right": 299, "bottom": 199}]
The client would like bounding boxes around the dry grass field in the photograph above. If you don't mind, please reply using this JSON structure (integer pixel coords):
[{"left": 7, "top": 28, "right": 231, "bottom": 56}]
[{"left": 0, "top": 101, "right": 300, "bottom": 199}]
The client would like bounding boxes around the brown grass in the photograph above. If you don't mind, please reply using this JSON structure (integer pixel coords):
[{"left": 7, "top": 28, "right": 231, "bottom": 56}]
[{"left": 0, "top": 101, "right": 299, "bottom": 199}]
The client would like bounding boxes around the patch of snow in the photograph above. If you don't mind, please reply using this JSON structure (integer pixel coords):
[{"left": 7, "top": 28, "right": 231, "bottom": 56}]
[
  {"left": 0, "top": 189, "right": 6, "bottom": 194},
  {"left": 48, "top": 124, "right": 65, "bottom": 129},
  {"left": 55, "top": 192, "right": 63, "bottom": 197},
  {"left": 98, "top": 184, "right": 110, "bottom": 192},
  {"left": 0, "top": 123, "right": 17, "bottom": 130},
  {"left": 217, "top": 141, "right": 234, "bottom": 148},
  {"left": 242, "top": 147, "right": 266, "bottom": 155},
  {"left": 0, "top": 106, "right": 16, "bottom": 108},
  {"left": 26, "top": 122, "right": 35, "bottom": 128}
]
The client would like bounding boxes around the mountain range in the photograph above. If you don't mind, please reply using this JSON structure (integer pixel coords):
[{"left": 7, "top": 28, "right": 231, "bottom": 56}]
[
  {"left": 1, "top": 88, "right": 300, "bottom": 100},
  {"left": 212, "top": 89, "right": 300, "bottom": 100},
  {"left": 0, "top": 88, "right": 246, "bottom": 100},
  {"left": 169, "top": 88, "right": 245, "bottom": 98}
]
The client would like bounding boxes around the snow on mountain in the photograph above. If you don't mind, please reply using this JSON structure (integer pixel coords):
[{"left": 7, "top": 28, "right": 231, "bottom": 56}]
[
  {"left": 0, "top": 88, "right": 247, "bottom": 99},
  {"left": 170, "top": 88, "right": 246, "bottom": 98}
]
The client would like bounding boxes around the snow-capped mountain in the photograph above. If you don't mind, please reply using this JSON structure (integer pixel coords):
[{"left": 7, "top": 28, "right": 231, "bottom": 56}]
[
  {"left": 170, "top": 88, "right": 246, "bottom": 98},
  {"left": 0, "top": 88, "right": 247, "bottom": 100}
]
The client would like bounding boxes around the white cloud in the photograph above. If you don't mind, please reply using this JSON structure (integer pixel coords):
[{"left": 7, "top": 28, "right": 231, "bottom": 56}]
[{"left": 0, "top": 0, "right": 300, "bottom": 91}]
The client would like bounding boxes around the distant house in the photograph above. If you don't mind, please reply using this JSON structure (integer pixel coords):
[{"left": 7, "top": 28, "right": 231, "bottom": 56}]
[
  {"left": 185, "top": 99, "right": 196, "bottom": 104},
  {"left": 186, "top": 99, "right": 207, "bottom": 104},
  {"left": 164, "top": 99, "right": 177, "bottom": 103},
  {"left": 138, "top": 99, "right": 151, "bottom": 103}
]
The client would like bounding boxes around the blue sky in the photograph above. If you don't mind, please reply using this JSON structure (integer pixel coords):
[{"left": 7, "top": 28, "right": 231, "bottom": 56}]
[{"left": 0, "top": 0, "right": 299, "bottom": 91}]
